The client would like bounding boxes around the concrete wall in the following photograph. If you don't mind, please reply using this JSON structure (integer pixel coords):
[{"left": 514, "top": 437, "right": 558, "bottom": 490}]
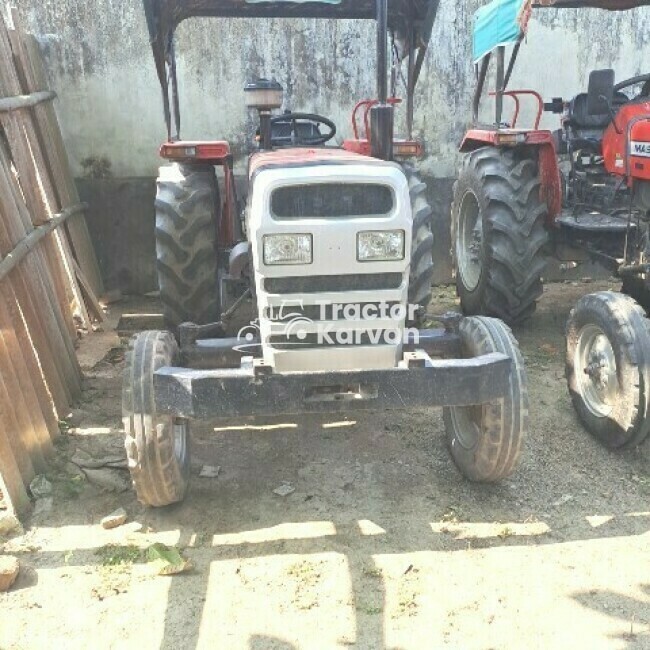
[
  {"left": 11, "top": 1, "right": 650, "bottom": 289},
  {"left": 14, "top": 1, "right": 650, "bottom": 178}
]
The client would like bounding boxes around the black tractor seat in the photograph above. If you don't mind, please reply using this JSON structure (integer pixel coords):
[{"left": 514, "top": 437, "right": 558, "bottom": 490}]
[{"left": 567, "top": 91, "right": 628, "bottom": 153}]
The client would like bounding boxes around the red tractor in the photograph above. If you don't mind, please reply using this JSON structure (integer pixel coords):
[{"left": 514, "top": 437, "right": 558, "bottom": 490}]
[
  {"left": 453, "top": 0, "right": 650, "bottom": 448},
  {"left": 123, "top": 0, "right": 530, "bottom": 507}
]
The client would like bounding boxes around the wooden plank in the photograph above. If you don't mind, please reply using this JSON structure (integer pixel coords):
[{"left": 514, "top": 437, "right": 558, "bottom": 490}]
[
  {"left": 0, "top": 255, "right": 71, "bottom": 414},
  {"left": 0, "top": 148, "right": 74, "bottom": 412},
  {"left": 0, "top": 24, "right": 85, "bottom": 340},
  {"left": 0, "top": 15, "right": 88, "bottom": 333},
  {"left": 10, "top": 23, "right": 104, "bottom": 300},
  {"left": 0, "top": 310, "right": 44, "bottom": 476},
  {"left": 73, "top": 259, "right": 106, "bottom": 324},
  {"left": 0, "top": 194, "right": 64, "bottom": 434},
  {"left": 0, "top": 147, "right": 82, "bottom": 399},
  {"left": 0, "top": 423, "right": 30, "bottom": 514},
  {"left": 0, "top": 280, "right": 58, "bottom": 452},
  {"left": 0, "top": 117, "right": 81, "bottom": 341},
  {"left": 0, "top": 11, "right": 91, "bottom": 503}
]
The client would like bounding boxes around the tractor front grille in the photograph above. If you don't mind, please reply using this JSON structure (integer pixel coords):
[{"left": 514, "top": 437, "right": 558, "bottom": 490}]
[
  {"left": 264, "top": 273, "right": 403, "bottom": 294},
  {"left": 260, "top": 273, "right": 408, "bottom": 371}
]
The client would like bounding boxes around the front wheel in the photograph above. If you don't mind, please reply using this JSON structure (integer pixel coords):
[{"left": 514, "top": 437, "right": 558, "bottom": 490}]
[
  {"left": 443, "top": 316, "right": 528, "bottom": 482},
  {"left": 566, "top": 291, "right": 650, "bottom": 449},
  {"left": 123, "top": 331, "right": 191, "bottom": 507}
]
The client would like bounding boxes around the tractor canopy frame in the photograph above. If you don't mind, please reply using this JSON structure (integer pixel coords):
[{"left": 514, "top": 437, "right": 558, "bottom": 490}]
[
  {"left": 143, "top": 0, "right": 441, "bottom": 141},
  {"left": 472, "top": 0, "right": 650, "bottom": 126}
]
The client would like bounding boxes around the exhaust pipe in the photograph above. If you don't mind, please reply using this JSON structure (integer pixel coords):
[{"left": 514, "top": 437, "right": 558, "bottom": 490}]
[{"left": 370, "top": 0, "right": 394, "bottom": 161}]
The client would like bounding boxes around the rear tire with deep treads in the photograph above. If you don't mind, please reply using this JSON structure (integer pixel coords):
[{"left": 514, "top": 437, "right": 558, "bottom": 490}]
[
  {"left": 404, "top": 165, "right": 435, "bottom": 325},
  {"left": 452, "top": 147, "right": 549, "bottom": 324},
  {"left": 156, "top": 163, "right": 220, "bottom": 329}
]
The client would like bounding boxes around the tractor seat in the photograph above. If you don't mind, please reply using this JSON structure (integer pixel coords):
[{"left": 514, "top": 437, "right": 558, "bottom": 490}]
[{"left": 567, "top": 91, "right": 628, "bottom": 153}]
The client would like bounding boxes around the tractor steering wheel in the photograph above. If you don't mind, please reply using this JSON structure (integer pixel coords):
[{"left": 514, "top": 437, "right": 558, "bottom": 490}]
[
  {"left": 614, "top": 73, "right": 650, "bottom": 94},
  {"left": 270, "top": 113, "right": 337, "bottom": 147}
]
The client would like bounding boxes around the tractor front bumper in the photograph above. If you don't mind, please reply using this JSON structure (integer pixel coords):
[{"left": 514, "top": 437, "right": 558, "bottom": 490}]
[{"left": 153, "top": 339, "right": 512, "bottom": 420}]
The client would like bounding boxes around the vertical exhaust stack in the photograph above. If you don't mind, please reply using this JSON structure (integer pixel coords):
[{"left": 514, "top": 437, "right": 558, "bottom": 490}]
[
  {"left": 370, "top": 0, "right": 394, "bottom": 161},
  {"left": 244, "top": 80, "right": 284, "bottom": 150}
]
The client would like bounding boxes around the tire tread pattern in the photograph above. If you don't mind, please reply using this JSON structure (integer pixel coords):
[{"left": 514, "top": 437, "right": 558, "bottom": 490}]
[
  {"left": 443, "top": 316, "right": 528, "bottom": 482},
  {"left": 452, "top": 147, "right": 549, "bottom": 324},
  {"left": 404, "top": 165, "right": 435, "bottom": 322},
  {"left": 566, "top": 291, "right": 650, "bottom": 448},
  {"left": 123, "top": 331, "right": 189, "bottom": 507},
  {"left": 156, "top": 164, "right": 220, "bottom": 328}
]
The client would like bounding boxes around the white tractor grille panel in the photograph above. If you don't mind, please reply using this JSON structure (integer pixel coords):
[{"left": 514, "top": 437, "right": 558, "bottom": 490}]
[{"left": 248, "top": 164, "right": 413, "bottom": 373}]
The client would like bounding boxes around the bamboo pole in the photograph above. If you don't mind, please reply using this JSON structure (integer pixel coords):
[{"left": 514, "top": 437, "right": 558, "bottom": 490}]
[
  {"left": 0, "top": 204, "right": 85, "bottom": 281},
  {"left": 0, "top": 89, "right": 55, "bottom": 113}
]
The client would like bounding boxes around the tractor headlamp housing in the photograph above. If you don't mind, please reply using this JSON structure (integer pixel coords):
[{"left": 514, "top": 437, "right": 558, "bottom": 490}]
[
  {"left": 357, "top": 230, "right": 405, "bottom": 262},
  {"left": 263, "top": 234, "right": 313, "bottom": 266}
]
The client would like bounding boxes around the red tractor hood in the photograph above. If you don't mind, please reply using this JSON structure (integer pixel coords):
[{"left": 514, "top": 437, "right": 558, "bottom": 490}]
[{"left": 248, "top": 148, "right": 396, "bottom": 179}]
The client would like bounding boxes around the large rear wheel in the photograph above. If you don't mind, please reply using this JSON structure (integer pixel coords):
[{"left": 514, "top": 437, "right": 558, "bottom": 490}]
[
  {"left": 156, "top": 163, "right": 221, "bottom": 330},
  {"left": 404, "top": 165, "right": 434, "bottom": 325},
  {"left": 443, "top": 317, "right": 528, "bottom": 482},
  {"left": 452, "top": 147, "right": 549, "bottom": 324},
  {"left": 566, "top": 291, "right": 650, "bottom": 449}
]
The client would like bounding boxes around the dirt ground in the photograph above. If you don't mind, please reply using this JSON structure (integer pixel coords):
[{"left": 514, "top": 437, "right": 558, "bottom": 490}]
[{"left": 0, "top": 281, "right": 649, "bottom": 650}]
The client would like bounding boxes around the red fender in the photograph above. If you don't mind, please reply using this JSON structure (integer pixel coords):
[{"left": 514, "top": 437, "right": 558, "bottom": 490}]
[{"left": 459, "top": 129, "right": 561, "bottom": 224}]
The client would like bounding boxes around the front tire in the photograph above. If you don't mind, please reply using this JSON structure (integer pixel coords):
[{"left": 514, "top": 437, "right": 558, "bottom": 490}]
[
  {"left": 452, "top": 147, "right": 549, "bottom": 324},
  {"left": 123, "top": 331, "right": 190, "bottom": 507},
  {"left": 566, "top": 291, "right": 650, "bottom": 449},
  {"left": 443, "top": 317, "right": 528, "bottom": 482}
]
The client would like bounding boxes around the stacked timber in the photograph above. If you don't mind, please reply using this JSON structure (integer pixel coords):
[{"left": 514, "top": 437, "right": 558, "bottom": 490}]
[{"left": 0, "top": 10, "right": 103, "bottom": 513}]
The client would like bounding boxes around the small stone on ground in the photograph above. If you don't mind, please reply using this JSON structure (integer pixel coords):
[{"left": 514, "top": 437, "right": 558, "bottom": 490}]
[
  {"left": 199, "top": 465, "right": 221, "bottom": 479},
  {"left": 84, "top": 468, "right": 130, "bottom": 493},
  {"left": 273, "top": 483, "right": 295, "bottom": 497},
  {"left": 101, "top": 508, "right": 128, "bottom": 530},
  {"left": 0, "top": 513, "right": 22, "bottom": 537},
  {"left": 0, "top": 556, "right": 19, "bottom": 592},
  {"left": 29, "top": 475, "right": 52, "bottom": 499}
]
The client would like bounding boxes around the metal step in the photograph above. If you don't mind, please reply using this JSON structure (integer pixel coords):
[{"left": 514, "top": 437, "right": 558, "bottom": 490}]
[{"left": 556, "top": 211, "right": 635, "bottom": 233}]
